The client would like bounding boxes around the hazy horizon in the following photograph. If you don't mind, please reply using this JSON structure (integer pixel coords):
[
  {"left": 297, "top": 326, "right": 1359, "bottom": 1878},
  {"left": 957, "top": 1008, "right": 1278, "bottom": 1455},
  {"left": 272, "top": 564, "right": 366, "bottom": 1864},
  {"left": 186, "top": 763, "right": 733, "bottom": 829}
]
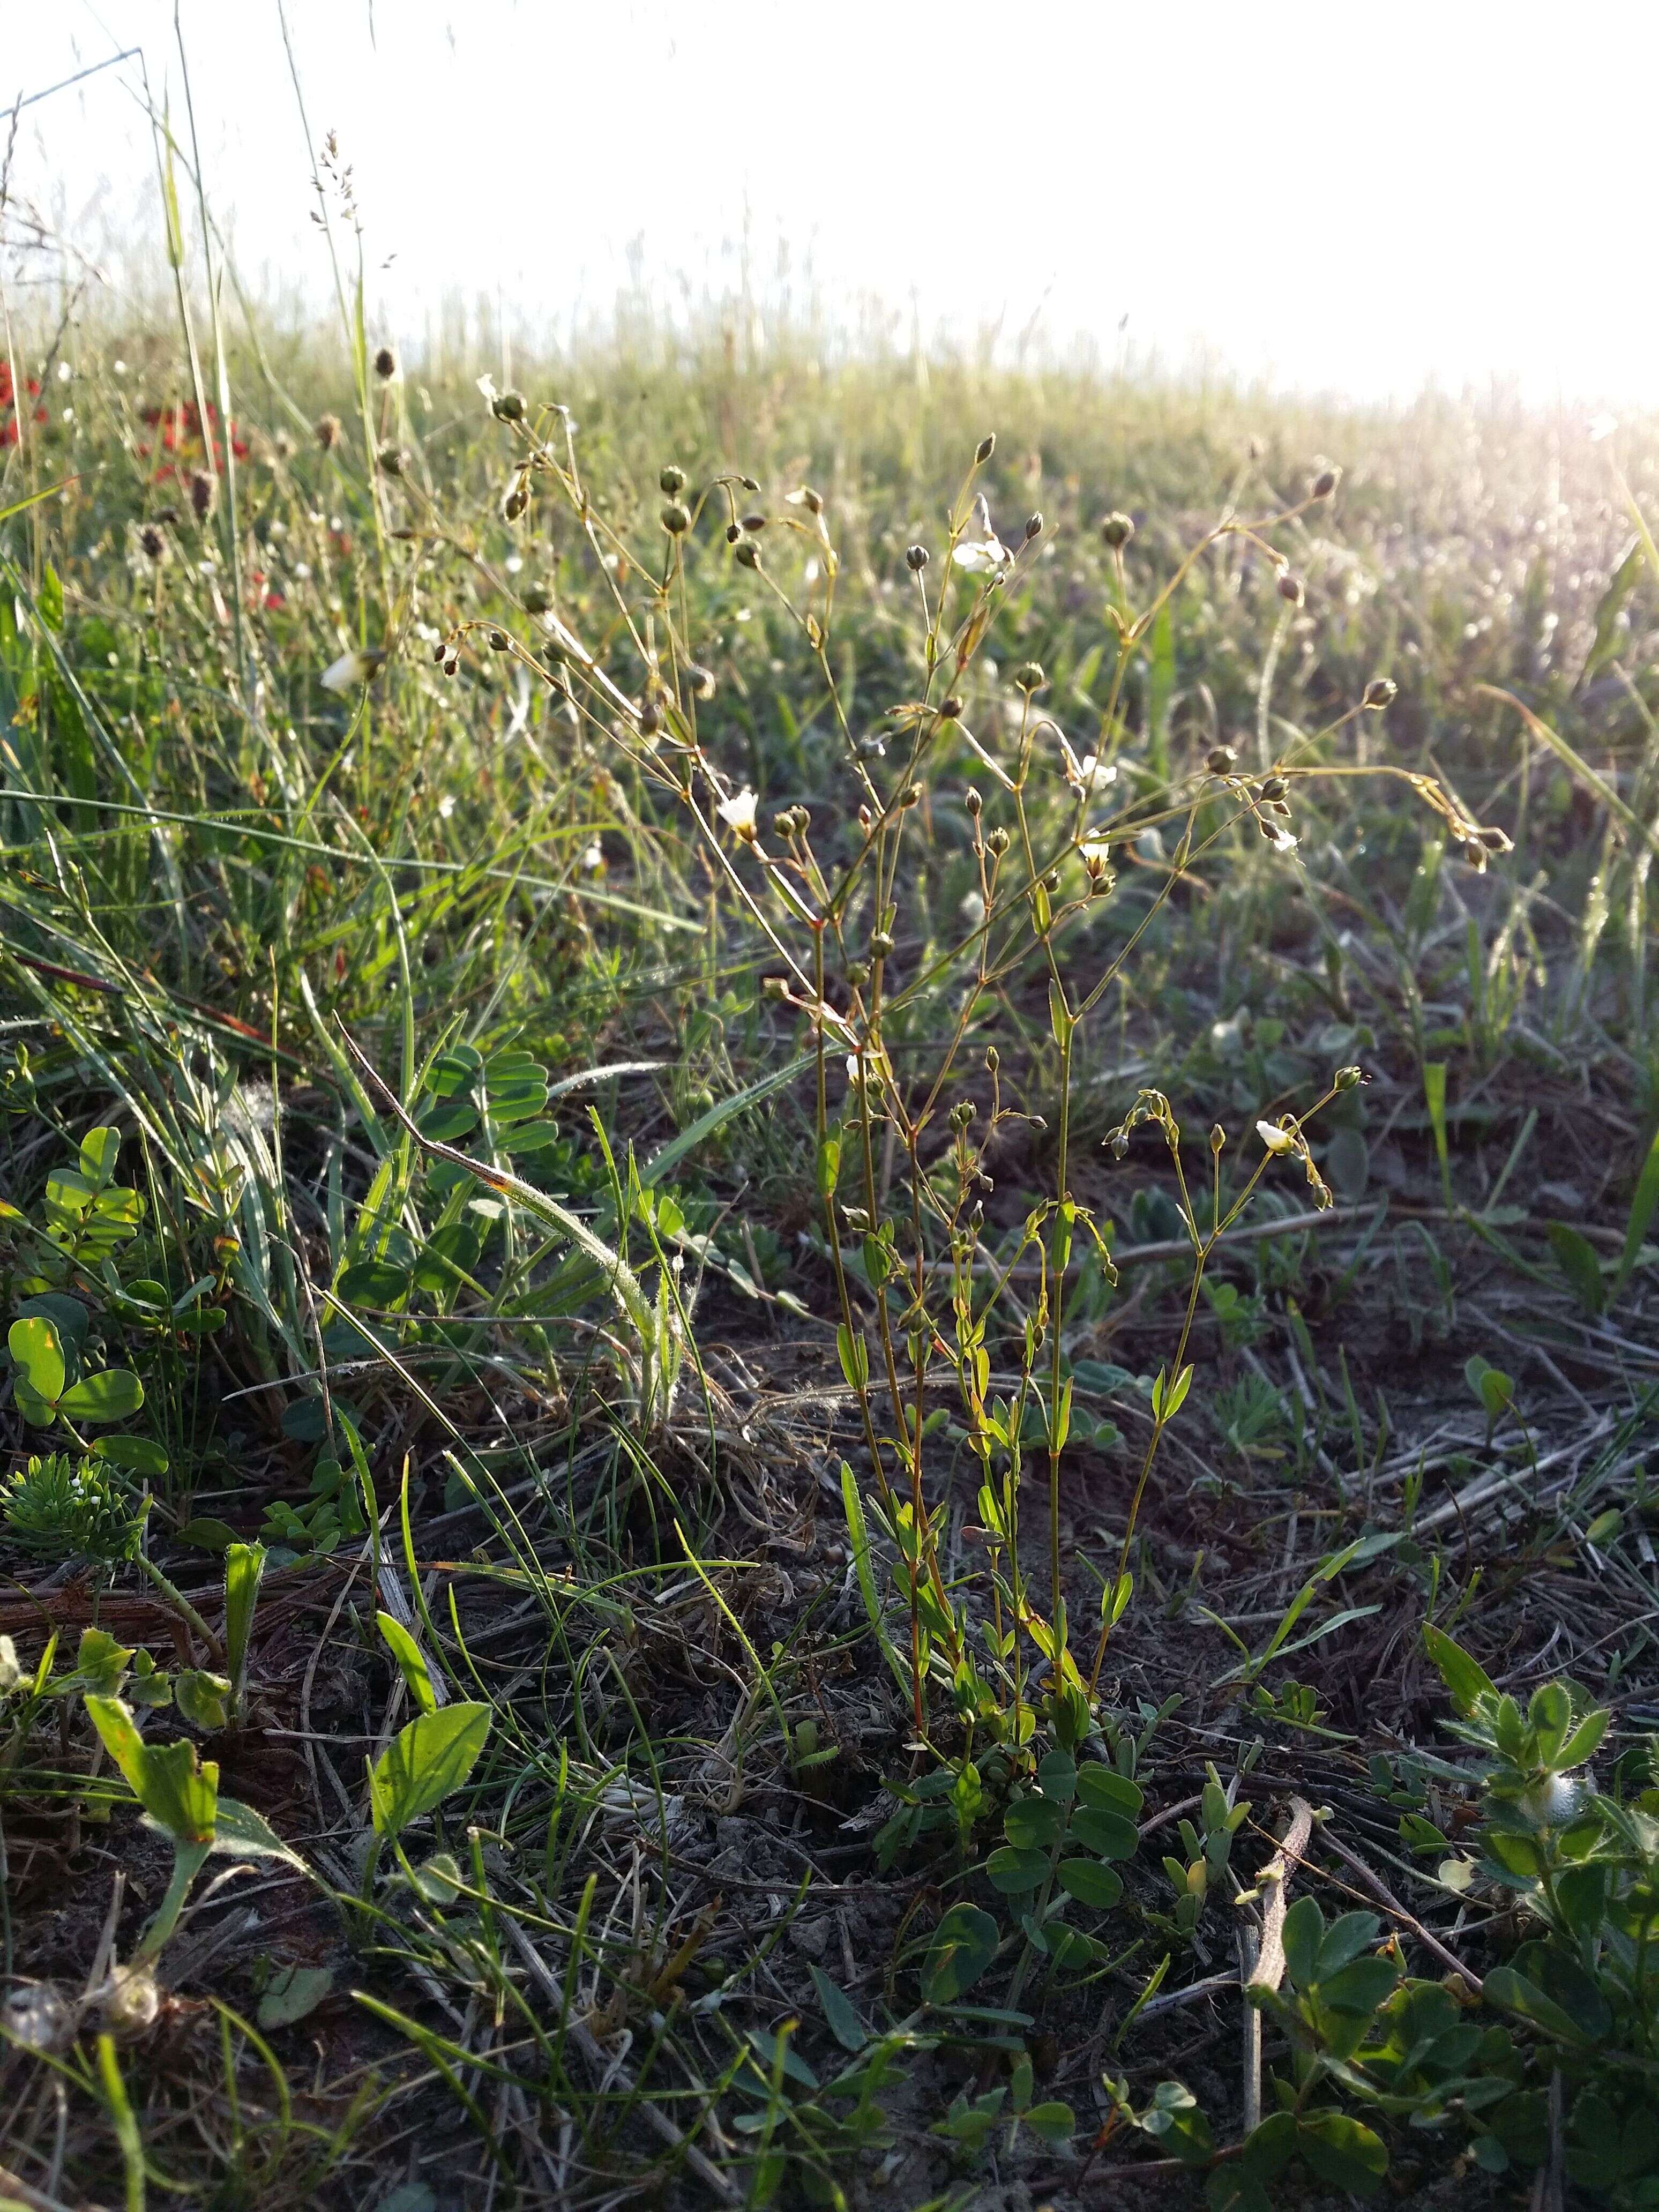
[{"left": 12, "top": 0, "right": 1659, "bottom": 412}]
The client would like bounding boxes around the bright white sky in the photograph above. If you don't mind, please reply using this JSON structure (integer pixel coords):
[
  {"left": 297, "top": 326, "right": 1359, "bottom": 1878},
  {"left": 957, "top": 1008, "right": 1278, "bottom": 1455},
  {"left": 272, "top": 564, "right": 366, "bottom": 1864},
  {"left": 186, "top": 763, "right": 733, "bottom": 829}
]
[{"left": 8, "top": 0, "right": 1657, "bottom": 403}]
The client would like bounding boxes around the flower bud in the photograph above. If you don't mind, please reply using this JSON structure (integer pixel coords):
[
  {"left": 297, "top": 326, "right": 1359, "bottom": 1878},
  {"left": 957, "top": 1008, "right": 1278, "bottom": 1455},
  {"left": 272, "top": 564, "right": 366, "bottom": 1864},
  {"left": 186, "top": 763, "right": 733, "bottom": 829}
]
[
  {"left": 1101, "top": 511, "right": 1134, "bottom": 549},
  {"left": 491, "top": 389, "right": 527, "bottom": 423},
  {"left": 315, "top": 413, "right": 341, "bottom": 450},
  {"left": 1259, "top": 775, "right": 1288, "bottom": 801},
  {"left": 1014, "top": 661, "right": 1045, "bottom": 693},
  {"left": 906, "top": 543, "right": 929, "bottom": 572},
  {"left": 1311, "top": 464, "right": 1340, "bottom": 499},
  {"left": 139, "top": 524, "right": 166, "bottom": 561},
  {"left": 639, "top": 698, "right": 661, "bottom": 736},
  {"left": 522, "top": 582, "right": 552, "bottom": 615},
  {"left": 869, "top": 931, "right": 896, "bottom": 959},
  {"left": 1207, "top": 743, "right": 1237, "bottom": 774},
  {"left": 975, "top": 433, "right": 997, "bottom": 463},
  {"left": 374, "top": 345, "right": 398, "bottom": 379},
  {"left": 734, "top": 537, "right": 761, "bottom": 569},
  {"left": 846, "top": 960, "right": 871, "bottom": 989},
  {"left": 502, "top": 475, "right": 529, "bottom": 521},
  {"left": 773, "top": 810, "right": 795, "bottom": 839},
  {"left": 740, "top": 475, "right": 760, "bottom": 494},
  {"left": 1023, "top": 512, "right": 1043, "bottom": 543},
  {"left": 726, "top": 521, "right": 741, "bottom": 544},
  {"left": 742, "top": 512, "right": 767, "bottom": 533},
  {"left": 985, "top": 1045, "right": 999, "bottom": 1073},
  {"left": 660, "top": 464, "right": 686, "bottom": 496},
  {"left": 1363, "top": 676, "right": 1397, "bottom": 709},
  {"left": 487, "top": 627, "right": 511, "bottom": 653},
  {"left": 1276, "top": 569, "right": 1304, "bottom": 606},
  {"left": 987, "top": 825, "right": 1011, "bottom": 857},
  {"left": 1334, "top": 1065, "right": 1364, "bottom": 1090},
  {"left": 940, "top": 695, "right": 964, "bottom": 721},
  {"left": 1210, "top": 1123, "right": 1226, "bottom": 1153},
  {"left": 965, "top": 786, "right": 982, "bottom": 817},
  {"left": 378, "top": 445, "right": 406, "bottom": 476},
  {"left": 761, "top": 975, "right": 790, "bottom": 1000},
  {"left": 661, "top": 500, "right": 690, "bottom": 534}
]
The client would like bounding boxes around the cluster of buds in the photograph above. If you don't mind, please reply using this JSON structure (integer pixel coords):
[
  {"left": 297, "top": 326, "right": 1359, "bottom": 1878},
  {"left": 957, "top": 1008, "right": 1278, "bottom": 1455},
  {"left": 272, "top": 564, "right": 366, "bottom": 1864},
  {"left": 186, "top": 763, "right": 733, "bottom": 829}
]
[
  {"left": 431, "top": 636, "right": 461, "bottom": 678},
  {"left": 771, "top": 802, "right": 812, "bottom": 843},
  {"left": 1104, "top": 1087, "right": 1180, "bottom": 1161},
  {"left": 1256, "top": 1115, "right": 1333, "bottom": 1210}
]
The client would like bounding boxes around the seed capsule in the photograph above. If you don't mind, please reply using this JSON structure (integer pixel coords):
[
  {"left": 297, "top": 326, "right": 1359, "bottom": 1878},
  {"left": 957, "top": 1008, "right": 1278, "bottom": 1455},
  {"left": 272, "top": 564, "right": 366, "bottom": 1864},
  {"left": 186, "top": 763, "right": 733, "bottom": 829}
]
[
  {"left": 1101, "top": 511, "right": 1134, "bottom": 549},
  {"left": 906, "top": 543, "right": 929, "bottom": 572},
  {"left": 976, "top": 433, "right": 997, "bottom": 463},
  {"left": 1363, "top": 676, "right": 1397, "bottom": 709},
  {"left": 1207, "top": 743, "right": 1237, "bottom": 773},
  {"left": 661, "top": 501, "right": 691, "bottom": 535},
  {"left": 660, "top": 465, "right": 686, "bottom": 495},
  {"left": 1276, "top": 570, "right": 1305, "bottom": 606}
]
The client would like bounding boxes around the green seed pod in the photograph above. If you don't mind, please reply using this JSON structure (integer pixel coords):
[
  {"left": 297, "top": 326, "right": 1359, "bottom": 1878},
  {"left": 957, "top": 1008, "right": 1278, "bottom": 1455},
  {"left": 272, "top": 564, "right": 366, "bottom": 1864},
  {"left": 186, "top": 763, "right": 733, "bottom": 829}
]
[
  {"left": 661, "top": 500, "right": 691, "bottom": 535},
  {"left": 660, "top": 464, "right": 686, "bottom": 495},
  {"left": 1101, "top": 511, "right": 1134, "bottom": 549}
]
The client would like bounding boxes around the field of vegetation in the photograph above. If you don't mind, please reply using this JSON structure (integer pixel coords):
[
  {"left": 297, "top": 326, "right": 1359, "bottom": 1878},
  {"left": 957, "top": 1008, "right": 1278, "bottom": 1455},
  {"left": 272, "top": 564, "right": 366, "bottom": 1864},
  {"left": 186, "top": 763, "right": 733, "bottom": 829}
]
[{"left": 3, "top": 231, "right": 1659, "bottom": 2210}]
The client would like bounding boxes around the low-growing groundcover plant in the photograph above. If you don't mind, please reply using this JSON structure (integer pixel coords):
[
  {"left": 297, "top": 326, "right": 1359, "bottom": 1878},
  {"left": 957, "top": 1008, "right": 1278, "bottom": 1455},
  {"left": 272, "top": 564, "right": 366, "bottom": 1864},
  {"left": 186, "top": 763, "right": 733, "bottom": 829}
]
[{"left": 1, "top": 164, "right": 1658, "bottom": 2206}]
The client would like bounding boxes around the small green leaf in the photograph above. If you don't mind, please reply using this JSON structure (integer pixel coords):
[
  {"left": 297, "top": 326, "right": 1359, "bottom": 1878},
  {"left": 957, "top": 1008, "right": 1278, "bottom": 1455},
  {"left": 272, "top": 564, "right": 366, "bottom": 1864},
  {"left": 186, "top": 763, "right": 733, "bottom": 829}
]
[
  {"left": 257, "top": 1964, "right": 333, "bottom": 2029},
  {"left": 808, "top": 1965, "right": 867, "bottom": 2053},
  {"left": 78, "top": 1127, "right": 122, "bottom": 1189},
  {"left": 8, "top": 1317, "right": 64, "bottom": 1406},
  {"left": 988, "top": 1844, "right": 1048, "bottom": 1894},
  {"left": 368, "top": 1702, "right": 490, "bottom": 1837},
  {"left": 1298, "top": 2111, "right": 1388, "bottom": 2196},
  {"left": 175, "top": 1669, "right": 231, "bottom": 1732},
  {"left": 1075, "top": 1765, "right": 1144, "bottom": 1818},
  {"left": 94, "top": 1436, "right": 170, "bottom": 1477},
  {"left": 1056, "top": 1858, "right": 1124, "bottom": 1909},
  {"left": 1546, "top": 1221, "right": 1605, "bottom": 1315},
  {"left": 378, "top": 1611, "right": 439, "bottom": 1716},
  {"left": 58, "top": 1370, "right": 144, "bottom": 1422},
  {"left": 86, "top": 1696, "right": 219, "bottom": 1844},
  {"left": 922, "top": 1902, "right": 1000, "bottom": 2005},
  {"left": 1422, "top": 1623, "right": 1496, "bottom": 1715},
  {"left": 1023, "top": 2099, "right": 1074, "bottom": 2147},
  {"left": 835, "top": 1322, "right": 869, "bottom": 1392}
]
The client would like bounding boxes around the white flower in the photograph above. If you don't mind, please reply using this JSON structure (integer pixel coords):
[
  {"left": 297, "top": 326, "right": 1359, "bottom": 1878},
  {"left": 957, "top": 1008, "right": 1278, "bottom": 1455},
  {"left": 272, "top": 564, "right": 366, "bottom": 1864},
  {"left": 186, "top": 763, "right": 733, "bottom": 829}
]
[
  {"left": 1588, "top": 414, "right": 1619, "bottom": 444},
  {"left": 320, "top": 648, "right": 383, "bottom": 692},
  {"left": 952, "top": 494, "right": 1010, "bottom": 574},
  {"left": 717, "top": 787, "right": 759, "bottom": 840},
  {"left": 475, "top": 373, "right": 500, "bottom": 409},
  {"left": 438, "top": 793, "right": 456, "bottom": 819},
  {"left": 1266, "top": 825, "right": 1299, "bottom": 855},
  {"left": 113, "top": 358, "right": 127, "bottom": 377},
  {"left": 1060, "top": 735, "right": 1117, "bottom": 801},
  {"left": 580, "top": 840, "right": 604, "bottom": 870},
  {"left": 1257, "top": 1120, "right": 1296, "bottom": 1156},
  {"left": 56, "top": 361, "right": 71, "bottom": 384}
]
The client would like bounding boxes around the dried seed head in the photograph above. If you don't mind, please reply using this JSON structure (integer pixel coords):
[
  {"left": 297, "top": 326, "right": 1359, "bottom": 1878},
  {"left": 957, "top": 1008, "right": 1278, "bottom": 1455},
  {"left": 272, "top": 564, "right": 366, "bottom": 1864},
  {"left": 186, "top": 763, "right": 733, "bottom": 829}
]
[
  {"left": 1276, "top": 569, "right": 1305, "bottom": 606},
  {"left": 1311, "top": 464, "right": 1340, "bottom": 499},
  {"left": 1101, "top": 511, "right": 1135, "bottom": 549},
  {"left": 734, "top": 537, "right": 761, "bottom": 569},
  {"left": 661, "top": 500, "right": 691, "bottom": 535},
  {"left": 138, "top": 523, "right": 166, "bottom": 561},
  {"left": 906, "top": 543, "right": 929, "bottom": 572},
  {"left": 1023, "top": 512, "right": 1043, "bottom": 543},
  {"left": 940, "top": 695, "right": 965, "bottom": 721},
  {"left": 1014, "top": 661, "right": 1046, "bottom": 693},
  {"left": 1363, "top": 675, "right": 1397, "bottom": 710},
  {"left": 315, "top": 413, "right": 341, "bottom": 450},
  {"left": 660, "top": 464, "right": 686, "bottom": 496},
  {"left": 1207, "top": 743, "right": 1238, "bottom": 774},
  {"left": 975, "top": 433, "right": 997, "bottom": 464},
  {"left": 189, "top": 469, "right": 215, "bottom": 520},
  {"left": 491, "top": 388, "right": 527, "bottom": 423},
  {"left": 442, "top": 651, "right": 459, "bottom": 677},
  {"left": 373, "top": 345, "right": 397, "bottom": 380}
]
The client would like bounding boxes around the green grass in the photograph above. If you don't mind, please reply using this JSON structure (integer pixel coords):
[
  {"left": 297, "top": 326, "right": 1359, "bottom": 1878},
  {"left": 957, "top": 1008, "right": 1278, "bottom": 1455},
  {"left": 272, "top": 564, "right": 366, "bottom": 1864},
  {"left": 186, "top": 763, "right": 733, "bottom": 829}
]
[{"left": 1, "top": 297, "right": 1658, "bottom": 2210}]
